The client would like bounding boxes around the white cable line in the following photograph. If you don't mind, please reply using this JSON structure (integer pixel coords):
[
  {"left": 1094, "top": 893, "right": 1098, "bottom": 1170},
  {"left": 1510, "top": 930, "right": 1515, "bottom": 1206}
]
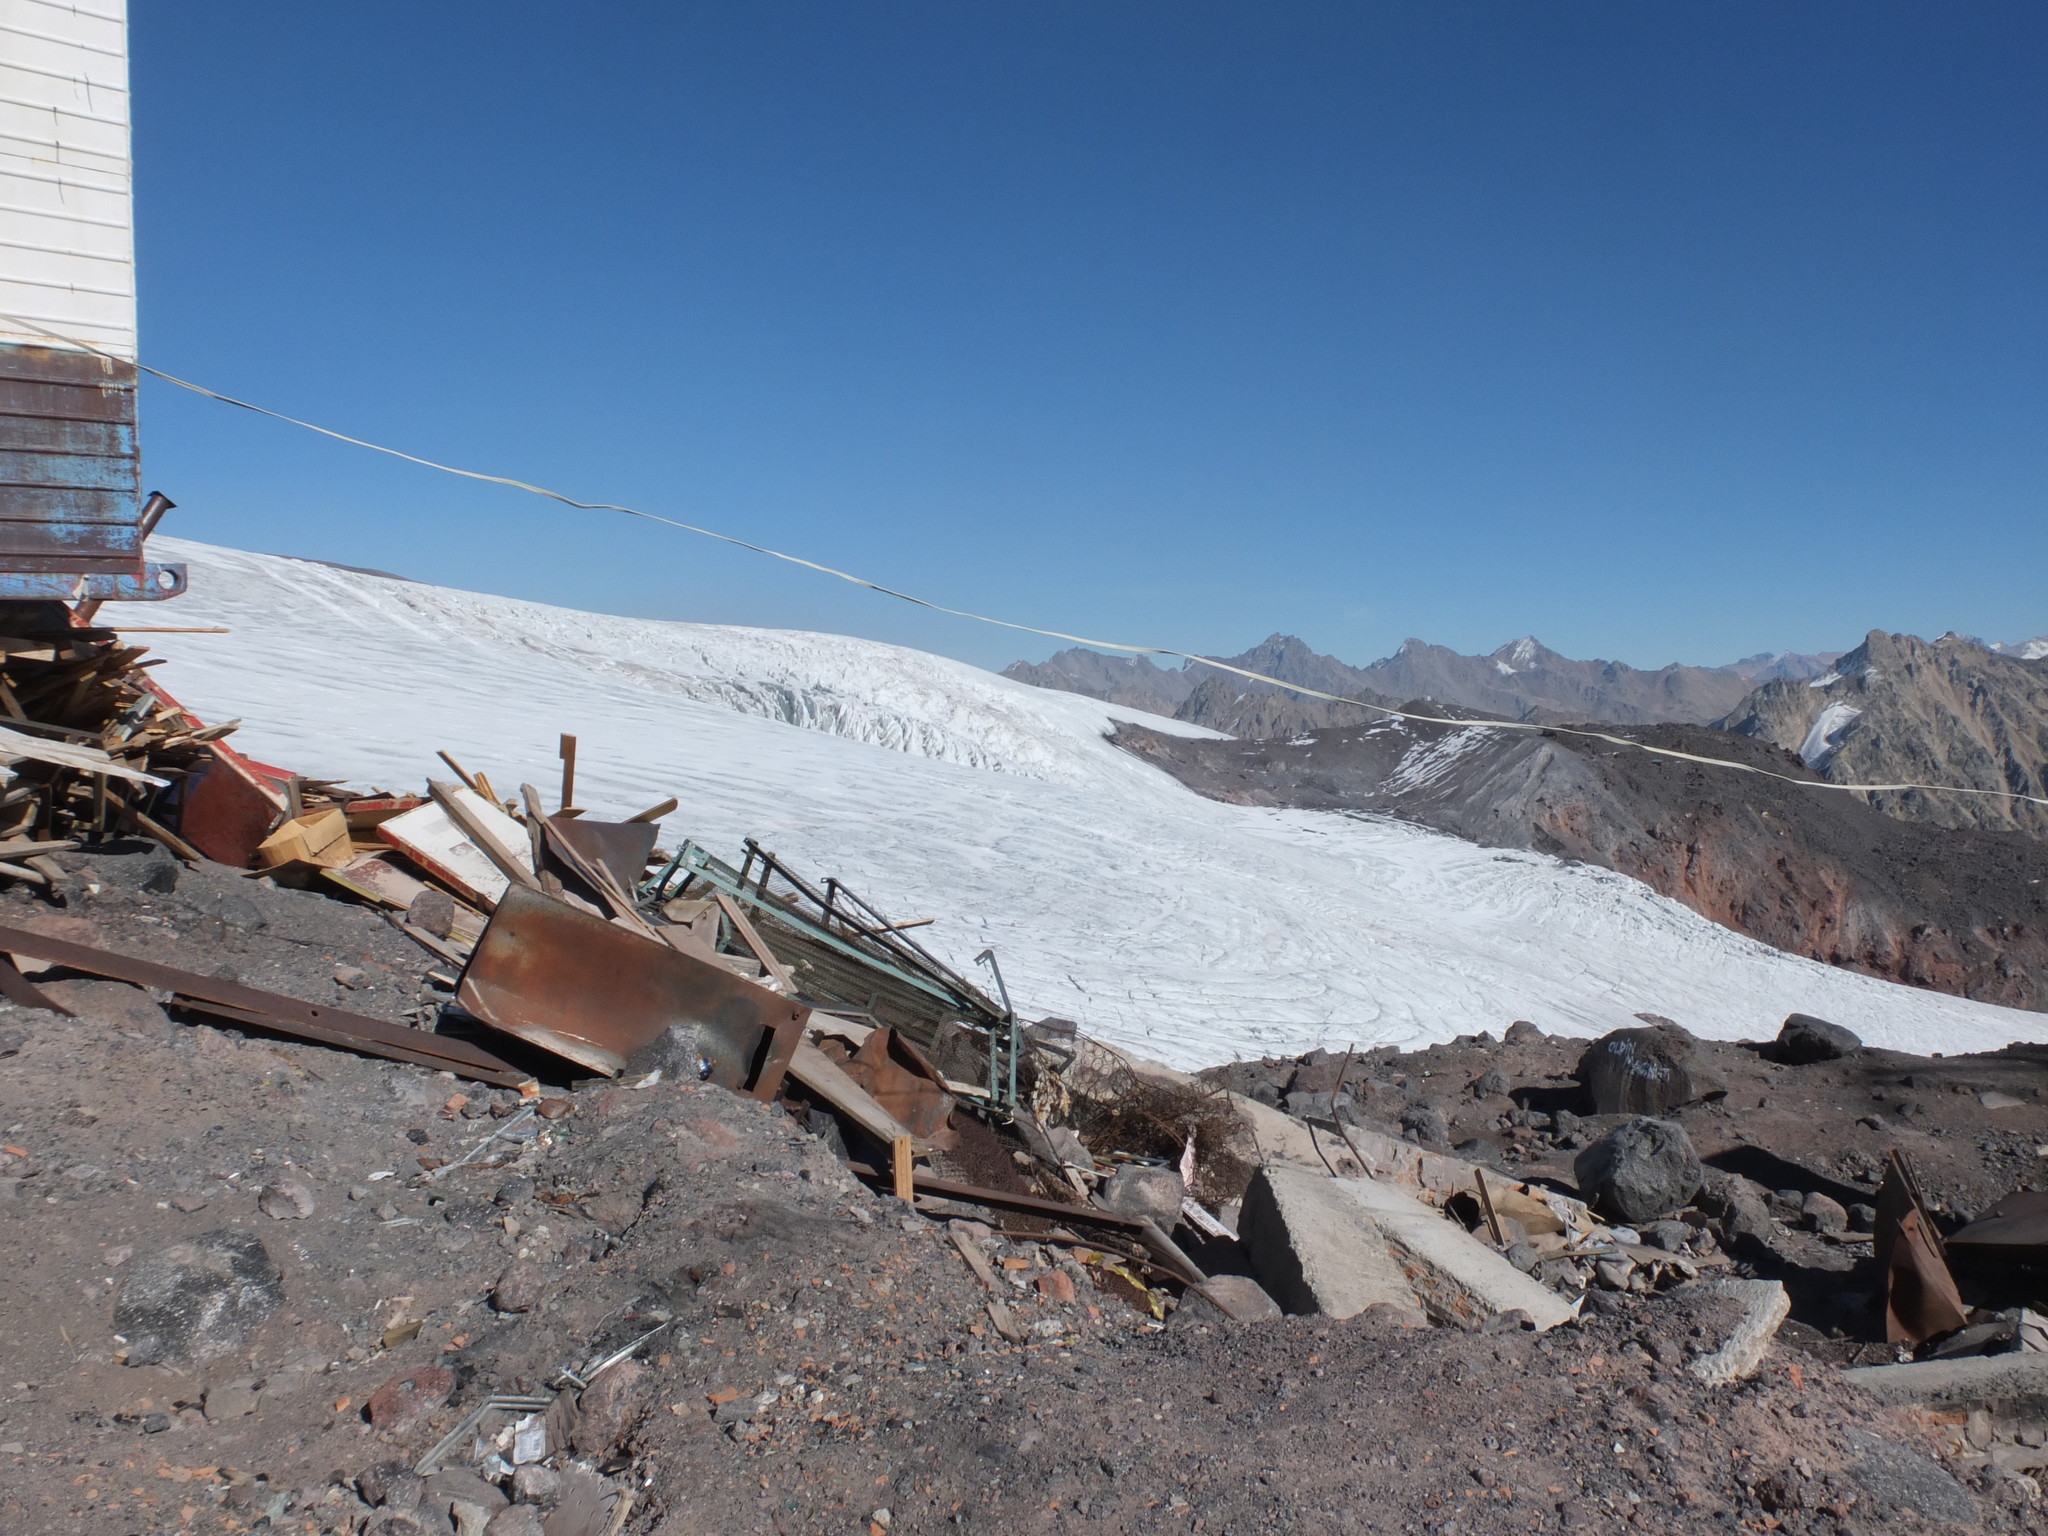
[{"left": 7, "top": 309, "right": 2045, "bottom": 812}]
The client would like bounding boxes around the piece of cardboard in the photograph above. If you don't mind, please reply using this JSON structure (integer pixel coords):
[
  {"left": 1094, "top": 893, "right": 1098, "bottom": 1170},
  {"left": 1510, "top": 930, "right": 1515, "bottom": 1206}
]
[{"left": 255, "top": 807, "right": 352, "bottom": 871}]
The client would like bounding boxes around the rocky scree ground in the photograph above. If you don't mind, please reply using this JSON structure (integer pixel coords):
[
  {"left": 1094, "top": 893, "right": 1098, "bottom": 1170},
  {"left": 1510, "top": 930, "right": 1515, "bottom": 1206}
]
[
  {"left": 1113, "top": 713, "right": 2048, "bottom": 1012},
  {"left": 1200, "top": 1019, "right": 2048, "bottom": 1360},
  {"left": 0, "top": 845, "right": 2031, "bottom": 1535}
]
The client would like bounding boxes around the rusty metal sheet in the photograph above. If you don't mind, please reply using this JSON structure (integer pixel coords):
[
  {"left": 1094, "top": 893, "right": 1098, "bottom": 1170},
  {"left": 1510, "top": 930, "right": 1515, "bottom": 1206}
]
[
  {"left": 1949, "top": 1190, "right": 2048, "bottom": 1256},
  {"left": 457, "top": 883, "right": 803, "bottom": 1095},
  {"left": 0, "top": 918, "right": 526, "bottom": 1085},
  {"left": 1874, "top": 1149, "right": 1968, "bottom": 1344},
  {"left": 544, "top": 815, "right": 658, "bottom": 895},
  {"left": 176, "top": 743, "right": 287, "bottom": 866},
  {"left": 846, "top": 1028, "right": 955, "bottom": 1144}
]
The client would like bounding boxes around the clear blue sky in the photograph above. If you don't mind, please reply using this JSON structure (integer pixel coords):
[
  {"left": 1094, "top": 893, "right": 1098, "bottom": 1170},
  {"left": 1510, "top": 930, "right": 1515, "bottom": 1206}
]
[{"left": 130, "top": 2, "right": 2046, "bottom": 671}]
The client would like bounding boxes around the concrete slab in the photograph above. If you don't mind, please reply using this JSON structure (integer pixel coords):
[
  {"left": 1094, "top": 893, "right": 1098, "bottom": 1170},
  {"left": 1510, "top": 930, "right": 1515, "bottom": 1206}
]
[
  {"left": 1238, "top": 1161, "right": 1421, "bottom": 1319},
  {"left": 1842, "top": 1353, "right": 2048, "bottom": 1408},
  {"left": 1331, "top": 1169, "right": 1578, "bottom": 1332}
]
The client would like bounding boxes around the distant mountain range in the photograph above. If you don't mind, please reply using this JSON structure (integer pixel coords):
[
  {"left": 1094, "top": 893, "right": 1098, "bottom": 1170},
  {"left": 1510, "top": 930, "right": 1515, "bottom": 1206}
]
[{"left": 1003, "top": 633, "right": 1842, "bottom": 730}]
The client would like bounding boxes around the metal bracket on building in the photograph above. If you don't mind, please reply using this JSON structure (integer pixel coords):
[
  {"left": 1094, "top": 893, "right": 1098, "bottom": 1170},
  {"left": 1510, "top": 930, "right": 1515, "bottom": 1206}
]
[{"left": 0, "top": 563, "right": 185, "bottom": 602}]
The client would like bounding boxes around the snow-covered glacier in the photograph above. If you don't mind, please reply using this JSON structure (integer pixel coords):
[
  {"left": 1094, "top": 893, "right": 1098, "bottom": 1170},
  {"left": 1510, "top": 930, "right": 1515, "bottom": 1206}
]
[{"left": 137, "top": 536, "right": 2048, "bottom": 1067}]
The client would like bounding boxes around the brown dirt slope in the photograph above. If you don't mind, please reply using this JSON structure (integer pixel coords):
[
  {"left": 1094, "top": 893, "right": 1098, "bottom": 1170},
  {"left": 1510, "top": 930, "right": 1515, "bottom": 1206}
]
[{"left": 0, "top": 844, "right": 2026, "bottom": 1535}]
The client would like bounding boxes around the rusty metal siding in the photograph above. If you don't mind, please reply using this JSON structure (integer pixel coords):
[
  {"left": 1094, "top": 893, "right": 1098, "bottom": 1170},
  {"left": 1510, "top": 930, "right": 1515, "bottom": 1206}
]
[{"left": 0, "top": 339, "right": 138, "bottom": 572}]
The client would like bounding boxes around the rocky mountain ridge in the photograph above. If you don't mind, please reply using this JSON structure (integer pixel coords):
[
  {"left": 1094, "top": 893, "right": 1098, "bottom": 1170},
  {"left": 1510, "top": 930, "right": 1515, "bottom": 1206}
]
[
  {"left": 1717, "top": 631, "right": 2048, "bottom": 842},
  {"left": 1006, "top": 634, "right": 1839, "bottom": 732}
]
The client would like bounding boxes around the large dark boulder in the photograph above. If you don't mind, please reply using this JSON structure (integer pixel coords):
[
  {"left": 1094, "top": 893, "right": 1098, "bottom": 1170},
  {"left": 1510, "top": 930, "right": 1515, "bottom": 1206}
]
[
  {"left": 114, "top": 1230, "right": 283, "bottom": 1366},
  {"left": 1575, "top": 1022, "right": 1724, "bottom": 1115},
  {"left": 1775, "top": 1013, "right": 1861, "bottom": 1064},
  {"left": 1574, "top": 1117, "right": 1703, "bottom": 1225}
]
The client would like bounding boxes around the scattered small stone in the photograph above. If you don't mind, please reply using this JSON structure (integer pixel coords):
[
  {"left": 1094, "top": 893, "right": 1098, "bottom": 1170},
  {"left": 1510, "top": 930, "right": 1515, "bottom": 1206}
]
[
  {"left": 1471, "top": 1069, "right": 1510, "bottom": 1099},
  {"left": 203, "top": 1377, "right": 262, "bottom": 1421},
  {"left": 491, "top": 1261, "right": 545, "bottom": 1314},
  {"left": 1095, "top": 1165, "right": 1185, "bottom": 1224},
  {"left": 485, "top": 1507, "right": 545, "bottom": 1536},
  {"left": 405, "top": 1128, "right": 431, "bottom": 1145},
  {"left": 409, "top": 888, "right": 456, "bottom": 938},
  {"left": 1802, "top": 1191, "right": 1849, "bottom": 1234},
  {"left": 571, "top": 1359, "right": 649, "bottom": 1455},
  {"left": 358, "top": 1463, "right": 423, "bottom": 1512},
  {"left": 1642, "top": 1220, "right": 1693, "bottom": 1252},
  {"left": 169, "top": 1192, "right": 209, "bottom": 1212},
  {"left": 535, "top": 1098, "right": 574, "bottom": 1121},
  {"left": 1848, "top": 1202, "right": 1878, "bottom": 1233},
  {"left": 1399, "top": 1103, "right": 1450, "bottom": 1147},
  {"left": 257, "top": 1177, "right": 316, "bottom": 1220},
  {"left": 1775, "top": 1013, "right": 1861, "bottom": 1064},
  {"left": 1034, "top": 1270, "right": 1077, "bottom": 1305},
  {"left": 333, "top": 964, "right": 368, "bottom": 989},
  {"left": 114, "top": 1230, "right": 284, "bottom": 1367},
  {"left": 365, "top": 1365, "right": 455, "bottom": 1437},
  {"left": 510, "top": 1464, "right": 559, "bottom": 1502}
]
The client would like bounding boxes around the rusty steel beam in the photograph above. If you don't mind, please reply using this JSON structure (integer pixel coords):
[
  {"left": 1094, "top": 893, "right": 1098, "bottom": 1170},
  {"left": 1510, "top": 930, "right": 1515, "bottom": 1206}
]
[{"left": 0, "top": 920, "right": 527, "bottom": 1085}]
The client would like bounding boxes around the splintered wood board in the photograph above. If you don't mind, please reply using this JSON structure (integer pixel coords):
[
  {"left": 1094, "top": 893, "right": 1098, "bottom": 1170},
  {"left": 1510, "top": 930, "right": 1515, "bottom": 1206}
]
[{"left": 376, "top": 790, "right": 534, "bottom": 909}]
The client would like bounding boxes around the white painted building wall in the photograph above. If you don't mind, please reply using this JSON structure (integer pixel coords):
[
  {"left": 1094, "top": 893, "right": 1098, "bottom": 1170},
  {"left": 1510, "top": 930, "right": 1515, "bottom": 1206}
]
[{"left": 0, "top": 0, "right": 133, "bottom": 359}]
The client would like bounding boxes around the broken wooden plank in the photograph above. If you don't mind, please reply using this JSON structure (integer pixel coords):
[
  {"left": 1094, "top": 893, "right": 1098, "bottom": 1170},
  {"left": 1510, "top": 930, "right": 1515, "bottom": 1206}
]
[
  {"left": 713, "top": 889, "right": 798, "bottom": 992},
  {"left": 950, "top": 1228, "right": 1001, "bottom": 1292},
  {"left": 379, "top": 789, "right": 534, "bottom": 908},
  {"left": 892, "top": 1136, "right": 916, "bottom": 1202}
]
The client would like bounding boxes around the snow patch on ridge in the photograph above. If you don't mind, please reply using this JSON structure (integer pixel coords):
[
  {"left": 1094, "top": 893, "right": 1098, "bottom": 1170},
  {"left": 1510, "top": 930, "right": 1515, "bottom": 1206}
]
[{"left": 1799, "top": 703, "right": 1864, "bottom": 769}]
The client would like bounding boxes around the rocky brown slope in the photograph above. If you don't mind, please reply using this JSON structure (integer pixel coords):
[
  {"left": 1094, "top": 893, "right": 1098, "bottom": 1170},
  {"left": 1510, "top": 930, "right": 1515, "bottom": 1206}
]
[
  {"left": 1113, "top": 711, "right": 2048, "bottom": 1011},
  {"left": 1718, "top": 631, "right": 2048, "bottom": 842},
  {"left": 0, "top": 841, "right": 2031, "bottom": 1535}
]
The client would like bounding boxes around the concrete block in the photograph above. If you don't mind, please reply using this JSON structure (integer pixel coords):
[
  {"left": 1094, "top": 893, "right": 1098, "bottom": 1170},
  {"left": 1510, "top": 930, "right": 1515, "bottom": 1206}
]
[
  {"left": 1841, "top": 1352, "right": 2048, "bottom": 1408},
  {"left": 1329, "top": 1169, "right": 1578, "bottom": 1333},
  {"left": 1238, "top": 1161, "right": 1421, "bottom": 1319}
]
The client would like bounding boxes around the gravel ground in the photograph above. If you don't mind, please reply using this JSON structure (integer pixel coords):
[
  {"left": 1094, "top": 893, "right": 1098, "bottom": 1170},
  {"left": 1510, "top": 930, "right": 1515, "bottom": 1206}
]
[{"left": 0, "top": 847, "right": 2039, "bottom": 1535}]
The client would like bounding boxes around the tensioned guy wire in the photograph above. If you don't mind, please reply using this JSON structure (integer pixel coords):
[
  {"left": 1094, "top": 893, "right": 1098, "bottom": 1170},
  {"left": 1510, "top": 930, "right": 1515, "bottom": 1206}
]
[{"left": 8, "top": 311, "right": 2044, "bottom": 812}]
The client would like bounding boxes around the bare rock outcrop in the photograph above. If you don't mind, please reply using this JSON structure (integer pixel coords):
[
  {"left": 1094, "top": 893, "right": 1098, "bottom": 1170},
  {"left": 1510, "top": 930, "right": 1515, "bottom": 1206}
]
[{"left": 1718, "top": 630, "right": 2048, "bottom": 841}]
